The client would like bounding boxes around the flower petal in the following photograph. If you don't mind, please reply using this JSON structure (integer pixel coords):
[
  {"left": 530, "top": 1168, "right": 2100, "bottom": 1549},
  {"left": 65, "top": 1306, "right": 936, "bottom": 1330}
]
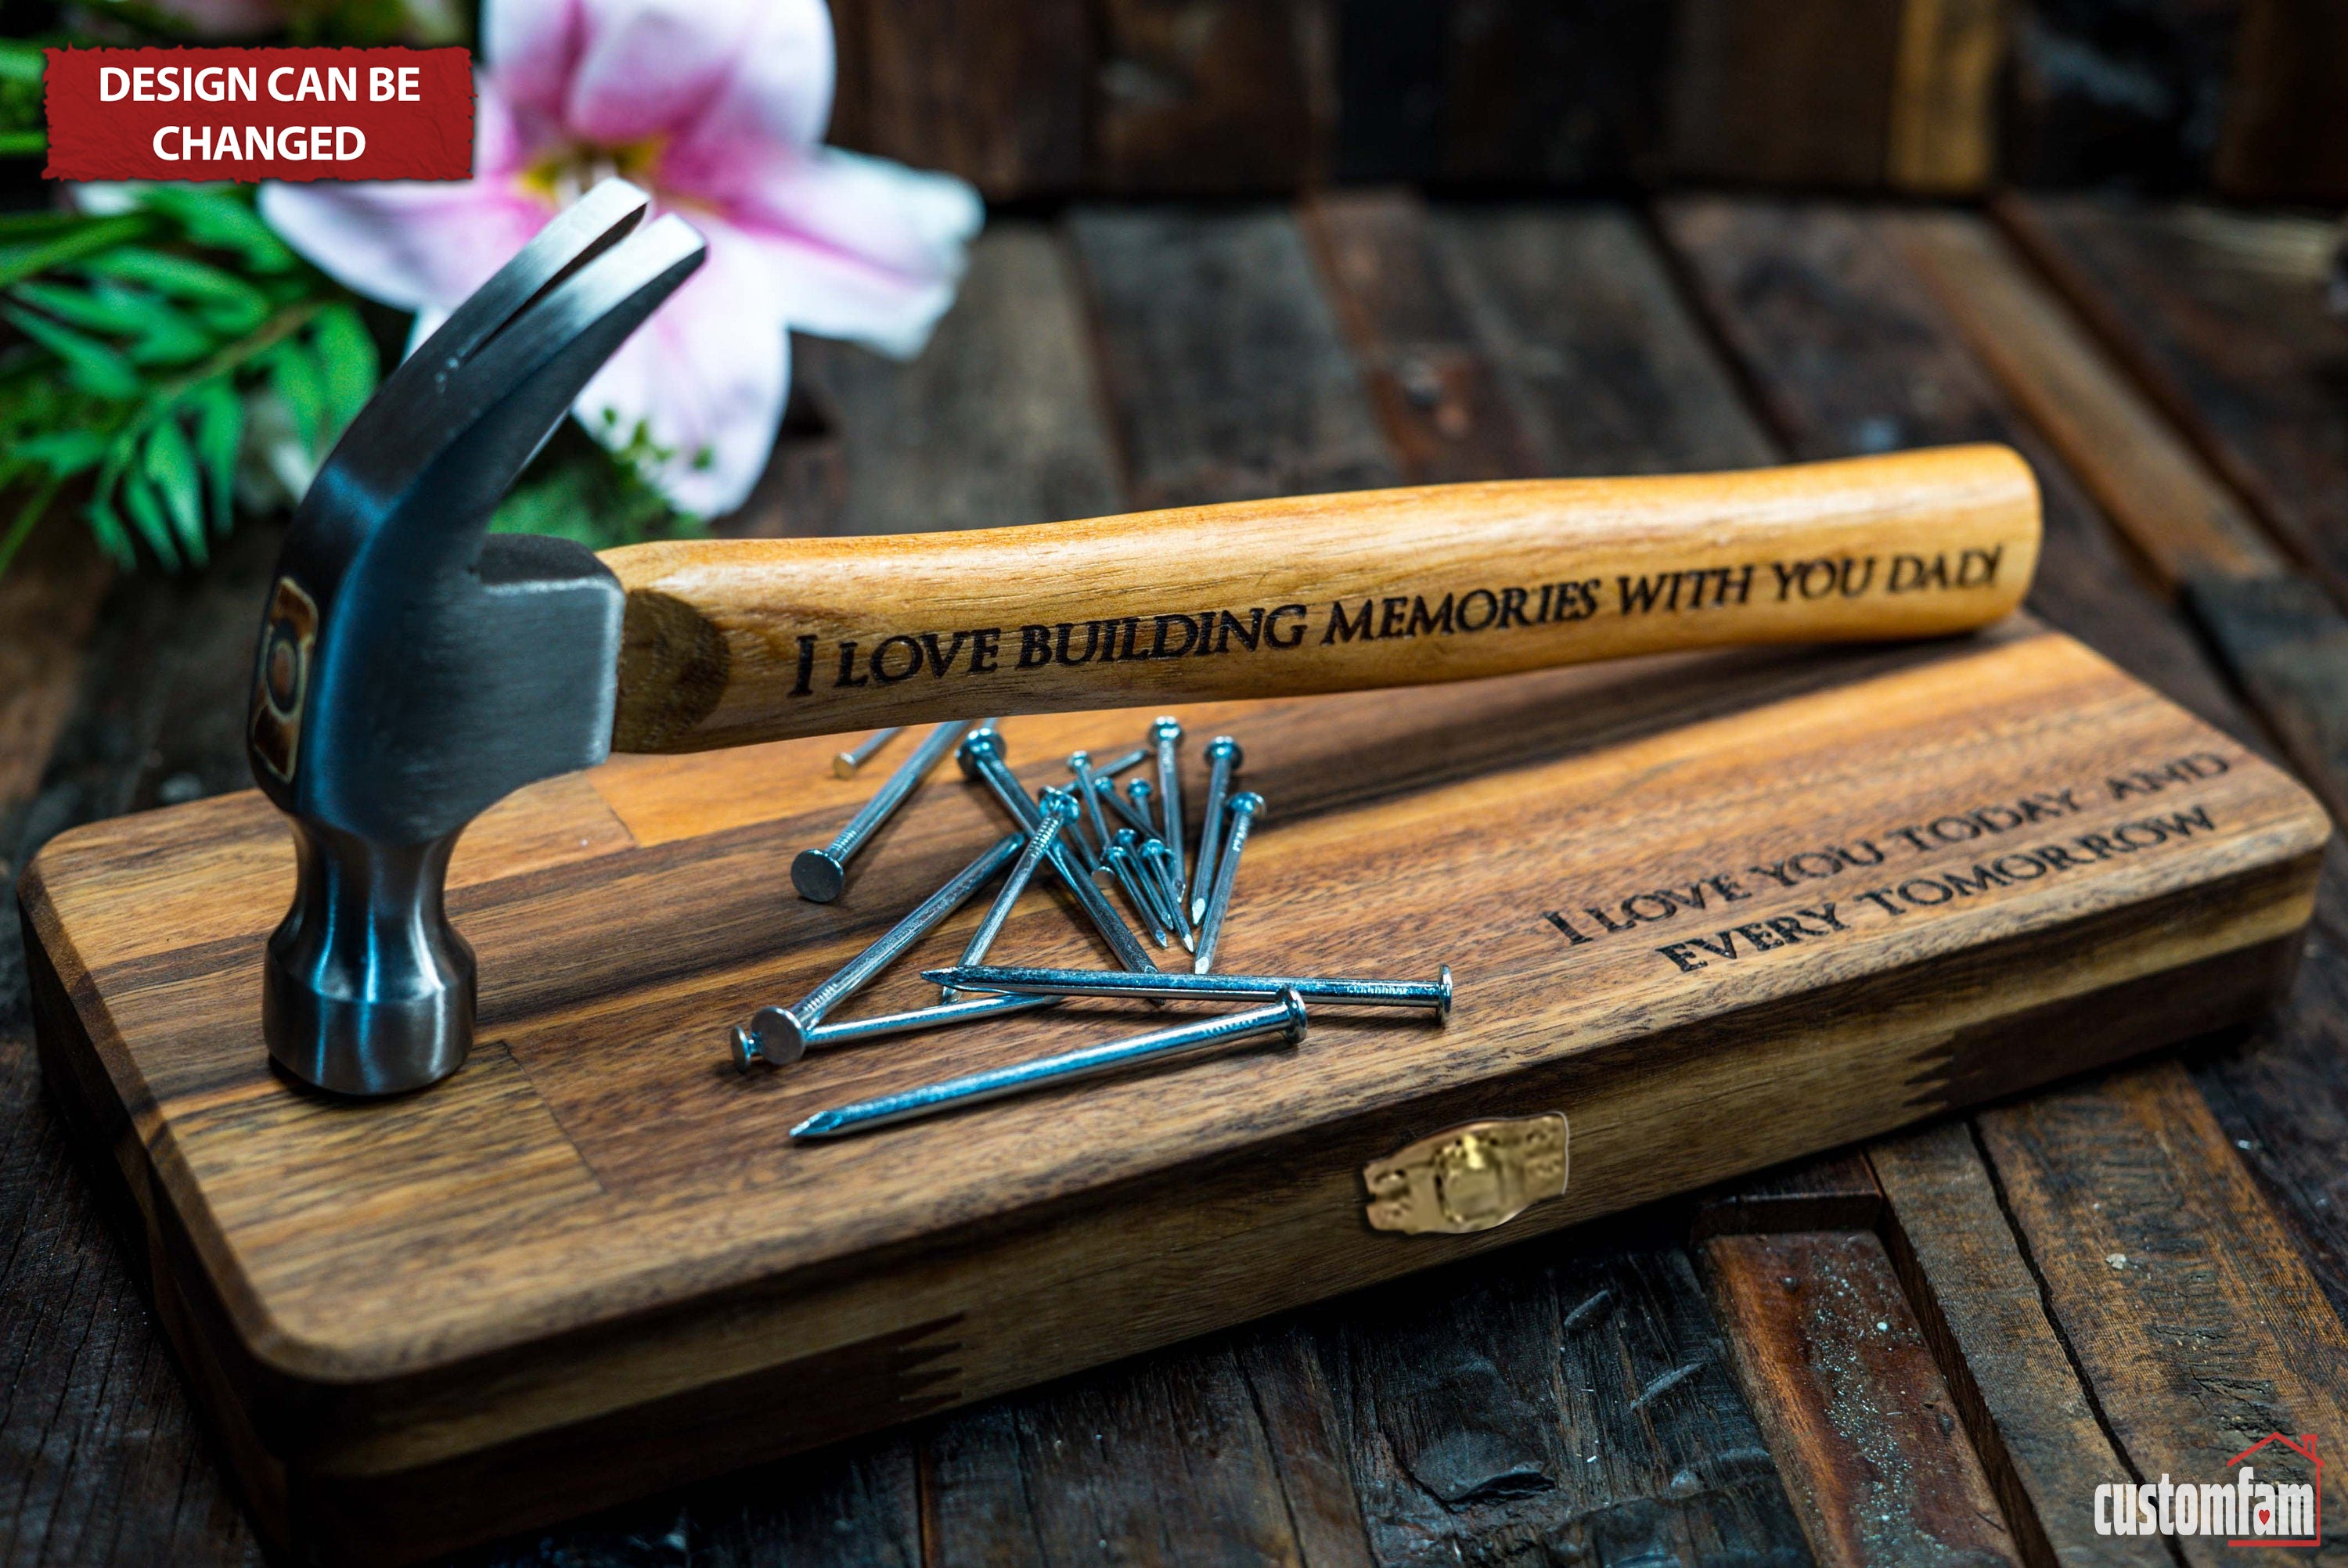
[
  {"left": 571, "top": 214, "right": 787, "bottom": 516},
  {"left": 147, "top": 0, "right": 285, "bottom": 38},
  {"left": 261, "top": 180, "right": 551, "bottom": 315},
  {"left": 708, "top": 146, "right": 982, "bottom": 358},
  {"left": 555, "top": 0, "right": 760, "bottom": 148},
  {"left": 258, "top": 85, "right": 548, "bottom": 314},
  {"left": 484, "top": 0, "right": 586, "bottom": 126},
  {"left": 662, "top": 0, "right": 834, "bottom": 168}
]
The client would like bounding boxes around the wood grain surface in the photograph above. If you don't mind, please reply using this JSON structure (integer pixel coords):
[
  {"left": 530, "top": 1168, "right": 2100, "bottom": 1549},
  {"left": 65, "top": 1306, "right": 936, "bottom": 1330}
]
[
  {"left": 1312, "top": 1232, "right": 1809, "bottom": 1563},
  {"left": 1702, "top": 1230, "right": 2021, "bottom": 1567},
  {"left": 23, "top": 607, "right": 2327, "bottom": 1560},
  {"left": 1072, "top": 204, "right": 1400, "bottom": 504},
  {"left": 1665, "top": 195, "right": 2348, "bottom": 1568},
  {"left": 1869, "top": 1120, "right": 2142, "bottom": 1568},
  {"left": 603, "top": 447, "right": 2040, "bottom": 752},
  {"left": 1088, "top": 0, "right": 1331, "bottom": 194},
  {"left": 790, "top": 225, "right": 1124, "bottom": 540},
  {"left": 1883, "top": 0, "right": 2004, "bottom": 194},
  {"left": 1998, "top": 198, "right": 2348, "bottom": 607},
  {"left": 816, "top": 0, "right": 2340, "bottom": 202},
  {"left": 13, "top": 193, "right": 2348, "bottom": 1568},
  {"left": 1666, "top": 0, "right": 1903, "bottom": 187},
  {"left": 2212, "top": 0, "right": 2348, "bottom": 203},
  {"left": 1977, "top": 1065, "right": 2348, "bottom": 1563},
  {"left": 1890, "top": 213, "right": 2281, "bottom": 588},
  {"left": 0, "top": 527, "right": 110, "bottom": 825},
  {"left": 829, "top": 0, "right": 1089, "bottom": 197}
]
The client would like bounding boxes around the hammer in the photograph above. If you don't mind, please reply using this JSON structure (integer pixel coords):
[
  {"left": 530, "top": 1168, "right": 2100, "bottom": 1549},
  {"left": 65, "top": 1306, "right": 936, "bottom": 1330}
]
[{"left": 247, "top": 179, "right": 2041, "bottom": 1098}]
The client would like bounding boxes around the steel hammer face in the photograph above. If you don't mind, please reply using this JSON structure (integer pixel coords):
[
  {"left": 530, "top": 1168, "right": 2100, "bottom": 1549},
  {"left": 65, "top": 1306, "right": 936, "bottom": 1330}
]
[{"left": 248, "top": 181, "right": 705, "bottom": 1097}]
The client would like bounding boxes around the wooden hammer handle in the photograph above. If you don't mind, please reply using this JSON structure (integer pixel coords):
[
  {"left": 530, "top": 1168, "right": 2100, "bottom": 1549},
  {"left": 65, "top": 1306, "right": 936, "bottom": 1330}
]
[{"left": 601, "top": 444, "right": 2040, "bottom": 753}]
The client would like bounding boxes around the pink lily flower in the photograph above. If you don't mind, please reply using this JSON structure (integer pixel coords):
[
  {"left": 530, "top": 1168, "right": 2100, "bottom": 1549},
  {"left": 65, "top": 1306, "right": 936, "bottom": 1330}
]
[{"left": 259, "top": 0, "right": 982, "bottom": 516}]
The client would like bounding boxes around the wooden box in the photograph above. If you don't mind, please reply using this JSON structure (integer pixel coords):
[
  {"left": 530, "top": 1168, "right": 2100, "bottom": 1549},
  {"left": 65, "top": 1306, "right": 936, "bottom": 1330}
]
[{"left": 20, "top": 618, "right": 2328, "bottom": 1564}]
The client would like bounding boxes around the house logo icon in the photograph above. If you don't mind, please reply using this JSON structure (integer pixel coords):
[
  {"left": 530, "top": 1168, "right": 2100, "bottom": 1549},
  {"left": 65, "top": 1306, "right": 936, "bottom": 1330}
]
[
  {"left": 2225, "top": 1433, "right": 2321, "bottom": 1549},
  {"left": 2092, "top": 1432, "right": 2321, "bottom": 1545}
]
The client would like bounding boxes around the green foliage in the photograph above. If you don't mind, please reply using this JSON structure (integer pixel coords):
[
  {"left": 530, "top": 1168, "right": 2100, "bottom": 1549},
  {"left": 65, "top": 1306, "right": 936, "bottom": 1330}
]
[
  {"left": 0, "top": 41, "right": 43, "bottom": 157},
  {"left": 0, "top": 185, "right": 377, "bottom": 576},
  {"left": 492, "top": 418, "right": 701, "bottom": 551}
]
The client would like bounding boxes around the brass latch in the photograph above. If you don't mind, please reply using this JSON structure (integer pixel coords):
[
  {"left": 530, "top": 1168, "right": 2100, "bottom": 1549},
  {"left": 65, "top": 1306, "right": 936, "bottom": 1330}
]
[{"left": 1362, "top": 1113, "right": 1569, "bottom": 1235}]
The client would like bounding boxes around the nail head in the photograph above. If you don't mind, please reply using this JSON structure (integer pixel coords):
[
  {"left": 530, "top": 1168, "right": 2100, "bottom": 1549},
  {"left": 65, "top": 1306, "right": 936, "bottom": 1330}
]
[
  {"left": 791, "top": 847, "right": 848, "bottom": 903},
  {"left": 749, "top": 1006, "right": 812, "bottom": 1066}
]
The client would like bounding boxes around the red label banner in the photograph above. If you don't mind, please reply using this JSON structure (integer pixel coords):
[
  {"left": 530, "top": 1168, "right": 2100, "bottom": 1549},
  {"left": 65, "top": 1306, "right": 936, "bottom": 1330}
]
[{"left": 42, "top": 46, "right": 474, "bottom": 182}]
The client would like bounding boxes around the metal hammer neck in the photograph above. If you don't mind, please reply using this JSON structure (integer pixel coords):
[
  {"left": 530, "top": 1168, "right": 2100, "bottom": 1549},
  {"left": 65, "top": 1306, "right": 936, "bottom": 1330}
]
[{"left": 263, "top": 819, "right": 474, "bottom": 1096}]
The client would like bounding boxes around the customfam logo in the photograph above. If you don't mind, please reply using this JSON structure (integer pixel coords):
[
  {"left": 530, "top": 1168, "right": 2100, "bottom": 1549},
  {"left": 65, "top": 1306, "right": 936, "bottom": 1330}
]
[{"left": 2094, "top": 1433, "right": 2321, "bottom": 1546}]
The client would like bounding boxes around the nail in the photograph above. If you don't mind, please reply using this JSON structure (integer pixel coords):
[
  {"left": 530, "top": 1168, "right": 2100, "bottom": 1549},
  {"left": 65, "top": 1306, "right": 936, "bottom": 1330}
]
[
  {"left": 1193, "top": 792, "right": 1262, "bottom": 974},
  {"left": 790, "top": 989, "right": 1309, "bottom": 1139},
  {"left": 1103, "top": 840, "right": 1173, "bottom": 947},
  {"left": 733, "top": 992, "right": 1062, "bottom": 1070},
  {"left": 1067, "top": 751, "right": 1119, "bottom": 874},
  {"left": 794, "top": 719, "right": 975, "bottom": 902},
  {"left": 1125, "top": 833, "right": 1183, "bottom": 944},
  {"left": 1094, "top": 746, "right": 1150, "bottom": 779},
  {"left": 1125, "top": 777, "right": 1158, "bottom": 843},
  {"left": 831, "top": 726, "right": 905, "bottom": 779},
  {"left": 1097, "top": 773, "right": 1154, "bottom": 835},
  {"left": 1151, "top": 716, "right": 1186, "bottom": 904},
  {"left": 922, "top": 963, "right": 1453, "bottom": 1019},
  {"left": 959, "top": 730, "right": 1159, "bottom": 974},
  {"left": 958, "top": 728, "right": 1035, "bottom": 825},
  {"left": 1190, "top": 736, "right": 1242, "bottom": 925},
  {"left": 748, "top": 832, "right": 1025, "bottom": 1066},
  {"left": 945, "top": 792, "right": 1076, "bottom": 1001},
  {"left": 1043, "top": 782, "right": 1101, "bottom": 869},
  {"left": 1138, "top": 837, "right": 1192, "bottom": 949}
]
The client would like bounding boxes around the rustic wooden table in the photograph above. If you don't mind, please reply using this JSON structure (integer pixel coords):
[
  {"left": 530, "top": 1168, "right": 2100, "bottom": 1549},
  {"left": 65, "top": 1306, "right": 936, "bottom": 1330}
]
[{"left": 4, "top": 193, "right": 2343, "bottom": 1566}]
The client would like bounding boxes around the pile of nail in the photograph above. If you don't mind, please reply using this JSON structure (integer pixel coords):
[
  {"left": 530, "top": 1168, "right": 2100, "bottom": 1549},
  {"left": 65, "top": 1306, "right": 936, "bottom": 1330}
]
[{"left": 732, "top": 717, "right": 1452, "bottom": 1142}]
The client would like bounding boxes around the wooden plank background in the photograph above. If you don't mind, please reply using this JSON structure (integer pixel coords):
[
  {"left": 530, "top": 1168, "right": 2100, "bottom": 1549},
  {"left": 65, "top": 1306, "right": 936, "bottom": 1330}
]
[
  {"left": 816, "top": 0, "right": 2348, "bottom": 203},
  {"left": 5, "top": 188, "right": 2348, "bottom": 1563}
]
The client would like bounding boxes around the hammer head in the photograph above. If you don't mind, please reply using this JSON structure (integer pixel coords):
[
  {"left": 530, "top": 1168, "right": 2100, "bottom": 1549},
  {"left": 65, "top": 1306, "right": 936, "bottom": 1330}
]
[{"left": 248, "top": 181, "right": 704, "bottom": 1096}]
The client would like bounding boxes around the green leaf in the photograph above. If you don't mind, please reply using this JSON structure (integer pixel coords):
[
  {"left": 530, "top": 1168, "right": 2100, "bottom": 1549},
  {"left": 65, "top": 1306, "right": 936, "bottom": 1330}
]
[
  {"left": 13, "top": 278, "right": 218, "bottom": 366},
  {"left": 309, "top": 303, "right": 377, "bottom": 439},
  {"left": 16, "top": 429, "right": 104, "bottom": 476},
  {"left": 82, "top": 493, "right": 135, "bottom": 571},
  {"left": 11, "top": 278, "right": 150, "bottom": 335},
  {"left": 135, "top": 186, "right": 295, "bottom": 275},
  {"left": 142, "top": 413, "right": 207, "bottom": 564},
  {"left": 86, "top": 247, "right": 271, "bottom": 333},
  {"left": 490, "top": 425, "right": 697, "bottom": 549},
  {"left": 0, "top": 211, "right": 82, "bottom": 240},
  {"left": 193, "top": 290, "right": 272, "bottom": 336},
  {"left": 0, "top": 213, "right": 153, "bottom": 291},
  {"left": 191, "top": 380, "right": 242, "bottom": 528},
  {"left": 117, "top": 469, "right": 182, "bottom": 571},
  {"left": 0, "top": 41, "right": 45, "bottom": 87},
  {"left": 0, "top": 305, "right": 140, "bottom": 398},
  {"left": 268, "top": 338, "right": 326, "bottom": 456}
]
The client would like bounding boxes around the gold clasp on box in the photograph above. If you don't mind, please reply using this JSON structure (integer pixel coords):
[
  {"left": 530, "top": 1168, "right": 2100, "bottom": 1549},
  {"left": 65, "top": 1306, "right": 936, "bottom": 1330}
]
[
  {"left": 1362, "top": 1113, "right": 1569, "bottom": 1235},
  {"left": 1371, "top": 1113, "right": 1568, "bottom": 1239}
]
